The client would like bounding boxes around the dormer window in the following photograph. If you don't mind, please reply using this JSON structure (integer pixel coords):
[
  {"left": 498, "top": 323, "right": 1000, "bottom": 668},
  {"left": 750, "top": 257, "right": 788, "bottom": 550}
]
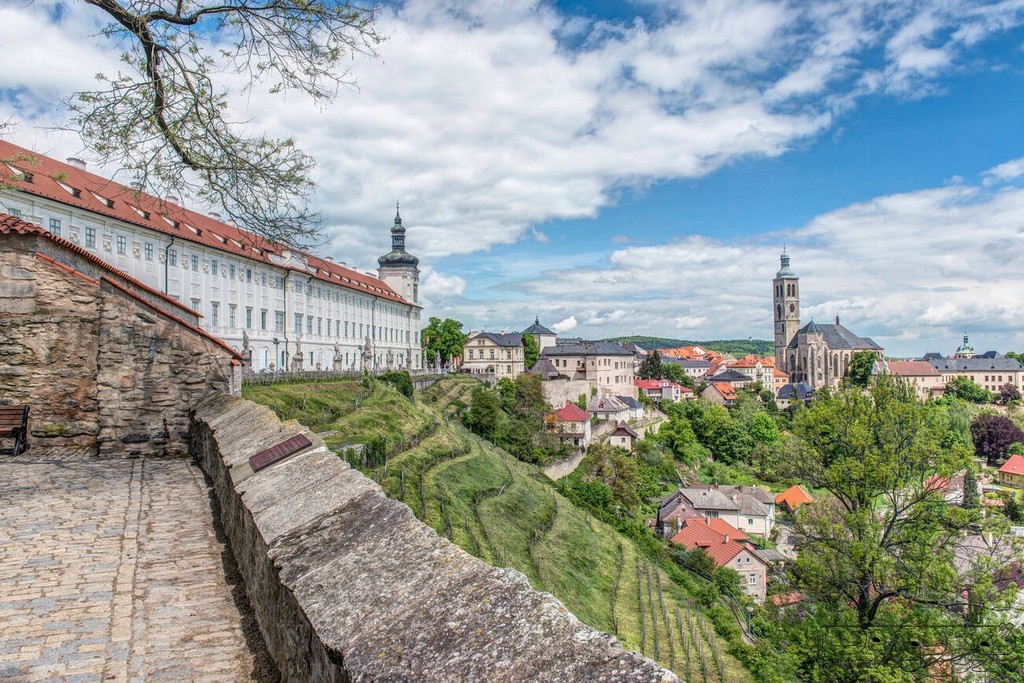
[
  {"left": 129, "top": 205, "right": 150, "bottom": 220},
  {"left": 90, "top": 191, "right": 115, "bottom": 208},
  {"left": 56, "top": 180, "right": 81, "bottom": 198}
]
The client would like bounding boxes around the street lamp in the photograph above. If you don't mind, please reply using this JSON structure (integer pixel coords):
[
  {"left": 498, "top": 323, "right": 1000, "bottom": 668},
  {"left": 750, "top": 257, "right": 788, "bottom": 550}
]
[{"left": 272, "top": 337, "right": 279, "bottom": 378}]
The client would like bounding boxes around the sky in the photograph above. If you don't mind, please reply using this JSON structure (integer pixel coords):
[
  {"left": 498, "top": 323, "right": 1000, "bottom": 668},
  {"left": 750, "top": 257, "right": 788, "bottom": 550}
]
[{"left": 2, "top": 0, "right": 1024, "bottom": 358}]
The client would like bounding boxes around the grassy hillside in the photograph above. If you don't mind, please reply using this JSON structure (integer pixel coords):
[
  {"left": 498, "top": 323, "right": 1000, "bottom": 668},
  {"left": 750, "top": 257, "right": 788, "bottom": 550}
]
[
  {"left": 243, "top": 376, "right": 752, "bottom": 682},
  {"left": 606, "top": 336, "right": 774, "bottom": 357}
]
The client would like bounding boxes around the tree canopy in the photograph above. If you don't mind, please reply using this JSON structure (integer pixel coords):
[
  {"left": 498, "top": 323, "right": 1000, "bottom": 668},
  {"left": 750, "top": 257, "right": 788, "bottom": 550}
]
[
  {"left": 421, "top": 317, "right": 467, "bottom": 366},
  {"left": 844, "top": 350, "right": 876, "bottom": 388},
  {"left": 970, "top": 413, "right": 1024, "bottom": 465},
  {"left": 522, "top": 332, "right": 540, "bottom": 368},
  {"left": 70, "top": 0, "right": 383, "bottom": 244},
  {"left": 781, "top": 377, "right": 1022, "bottom": 679},
  {"left": 945, "top": 376, "right": 994, "bottom": 404}
]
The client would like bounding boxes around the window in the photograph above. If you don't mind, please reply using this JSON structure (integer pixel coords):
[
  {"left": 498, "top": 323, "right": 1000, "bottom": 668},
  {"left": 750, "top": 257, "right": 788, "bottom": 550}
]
[
  {"left": 317, "top": 317, "right": 322, "bottom": 335},
  {"left": 49, "top": 218, "right": 61, "bottom": 236},
  {"left": 85, "top": 227, "right": 96, "bottom": 248},
  {"left": 246, "top": 268, "right": 252, "bottom": 282},
  {"left": 211, "top": 302, "right": 220, "bottom": 326},
  {"left": 229, "top": 265, "right": 236, "bottom": 279},
  {"left": 116, "top": 235, "right": 127, "bottom": 254},
  {"left": 191, "top": 255, "right": 199, "bottom": 271},
  {"left": 274, "top": 311, "right": 284, "bottom": 333},
  {"left": 345, "top": 321, "right": 349, "bottom": 337},
  {"left": 748, "top": 518, "right": 754, "bottom": 526},
  {"left": 246, "top": 307, "right": 253, "bottom": 329},
  {"left": 294, "top": 313, "right": 302, "bottom": 333},
  {"left": 211, "top": 259, "right": 219, "bottom": 275},
  {"left": 228, "top": 304, "right": 237, "bottom": 328},
  {"left": 748, "top": 573, "right": 757, "bottom": 585},
  {"left": 260, "top": 309, "right": 267, "bottom": 331},
  {"left": 191, "top": 297, "right": 201, "bottom": 312},
  {"left": 144, "top": 243, "right": 154, "bottom": 261},
  {"left": 9, "top": 208, "right": 21, "bottom": 218},
  {"left": 168, "top": 249, "right": 177, "bottom": 266},
  {"left": 306, "top": 317, "right": 313, "bottom": 334}
]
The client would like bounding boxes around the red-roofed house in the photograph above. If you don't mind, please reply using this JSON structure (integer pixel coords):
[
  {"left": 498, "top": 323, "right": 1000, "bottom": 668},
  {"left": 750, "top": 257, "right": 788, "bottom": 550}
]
[
  {"left": 999, "top": 455, "right": 1024, "bottom": 488},
  {"left": 634, "top": 378, "right": 686, "bottom": 402},
  {"left": 0, "top": 139, "right": 422, "bottom": 374},
  {"left": 776, "top": 485, "right": 814, "bottom": 513},
  {"left": 728, "top": 355, "right": 776, "bottom": 388},
  {"left": 702, "top": 382, "right": 738, "bottom": 407},
  {"left": 880, "top": 360, "right": 944, "bottom": 400},
  {"left": 670, "top": 519, "right": 767, "bottom": 601},
  {"left": 545, "top": 402, "right": 592, "bottom": 447}
]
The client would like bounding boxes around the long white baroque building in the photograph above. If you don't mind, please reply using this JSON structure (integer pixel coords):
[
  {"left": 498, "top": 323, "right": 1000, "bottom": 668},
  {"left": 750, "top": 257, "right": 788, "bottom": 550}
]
[{"left": 0, "top": 140, "right": 422, "bottom": 373}]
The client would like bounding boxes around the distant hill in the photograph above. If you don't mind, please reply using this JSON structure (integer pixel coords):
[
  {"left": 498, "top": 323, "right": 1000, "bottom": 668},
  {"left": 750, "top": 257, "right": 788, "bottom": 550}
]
[{"left": 605, "top": 336, "right": 774, "bottom": 357}]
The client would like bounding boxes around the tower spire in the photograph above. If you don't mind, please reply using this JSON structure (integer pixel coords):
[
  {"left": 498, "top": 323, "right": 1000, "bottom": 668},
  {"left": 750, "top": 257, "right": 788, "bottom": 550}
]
[{"left": 395, "top": 199, "right": 402, "bottom": 225}]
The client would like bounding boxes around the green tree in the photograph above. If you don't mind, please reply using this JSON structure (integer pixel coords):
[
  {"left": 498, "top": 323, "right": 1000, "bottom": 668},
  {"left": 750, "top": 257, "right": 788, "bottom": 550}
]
[
  {"left": 970, "top": 413, "right": 1024, "bottom": 465},
  {"left": 661, "top": 362, "right": 694, "bottom": 388},
  {"left": 636, "top": 350, "right": 662, "bottom": 380},
  {"left": 1004, "top": 492, "right": 1023, "bottom": 523},
  {"left": 750, "top": 412, "right": 780, "bottom": 444},
  {"left": 522, "top": 332, "right": 540, "bottom": 368},
  {"left": 946, "top": 376, "right": 994, "bottom": 404},
  {"left": 784, "top": 377, "right": 1019, "bottom": 680},
  {"left": 71, "top": 0, "right": 382, "bottom": 244},
  {"left": 962, "top": 467, "right": 979, "bottom": 509},
  {"left": 844, "top": 350, "right": 877, "bottom": 388},
  {"left": 578, "top": 443, "right": 641, "bottom": 510},
  {"left": 421, "top": 317, "right": 467, "bottom": 366},
  {"left": 464, "top": 386, "right": 504, "bottom": 441}
]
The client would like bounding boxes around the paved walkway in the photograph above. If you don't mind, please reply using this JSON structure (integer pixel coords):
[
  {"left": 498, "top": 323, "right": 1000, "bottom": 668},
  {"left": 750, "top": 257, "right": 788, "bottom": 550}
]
[{"left": 0, "top": 449, "right": 275, "bottom": 682}]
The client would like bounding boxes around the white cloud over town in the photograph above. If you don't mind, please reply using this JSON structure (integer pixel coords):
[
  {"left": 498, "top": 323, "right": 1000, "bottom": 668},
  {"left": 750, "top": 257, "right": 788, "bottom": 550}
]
[{"left": 1, "top": 0, "right": 1023, "bottom": 356}]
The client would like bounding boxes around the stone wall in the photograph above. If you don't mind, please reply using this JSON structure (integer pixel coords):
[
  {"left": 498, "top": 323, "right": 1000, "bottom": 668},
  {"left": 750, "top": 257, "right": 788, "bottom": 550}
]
[
  {"left": 0, "top": 236, "right": 102, "bottom": 446},
  {"left": 0, "top": 228, "right": 240, "bottom": 455},
  {"left": 95, "top": 279, "right": 238, "bottom": 457},
  {"left": 542, "top": 378, "right": 596, "bottom": 410},
  {"left": 191, "top": 394, "right": 678, "bottom": 683}
]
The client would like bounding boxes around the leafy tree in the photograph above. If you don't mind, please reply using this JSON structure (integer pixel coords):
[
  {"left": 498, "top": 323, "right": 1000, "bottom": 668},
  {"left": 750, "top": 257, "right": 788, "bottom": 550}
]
[
  {"left": 578, "top": 443, "right": 641, "bottom": 510},
  {"left": 378, "top": 370, "right": 413, "bottom": 397},
  {"left": 1005, "top": 492, "right": 1023, "bottom": 523},
  {"left": 998, "top": 381, "right": 1022, "bottom": 404},
  {"left": 844, "top": 350, "right": 877, "bottom": 388},
  {"left": 970, "top": 413, "right": 1024, "bottom": 465},
  {"left": 660, "top": 362, "right": 694, "bottom": 387},
  {"left": 636, "top": 350, "right": 662, "bottom": 380},
  {"left": 946, "top": 376, "right": 994, "bottom": 404},
  {"left": 421, "top": 317, "right": 467, "bottom": 366},
  {"left": 464, "top": 386, "right": 504, "bottom": 442},
  {"left": 71, "top": 0, "right": 382, "bottom": 244},
  {"left": 522, "top": 332, "right": 540, "bottom": 368},
  {"left": 962, "top": 467, "right": 979, "bottom": 509},
  {"left": 750, "top": 412, "right": 780, "bottom": 444},
  {"left": 783, "top": 377, "right": 1020, "bottom": 679}
]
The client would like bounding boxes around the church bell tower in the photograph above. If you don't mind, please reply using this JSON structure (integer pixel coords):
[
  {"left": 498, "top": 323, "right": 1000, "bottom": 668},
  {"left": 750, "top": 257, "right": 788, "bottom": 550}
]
[
  {"left": 772, "top": 249, "right": 800, "bottom": 372},
  {"left": 377, "top": 203, "right": 420, "bottom": 305}
]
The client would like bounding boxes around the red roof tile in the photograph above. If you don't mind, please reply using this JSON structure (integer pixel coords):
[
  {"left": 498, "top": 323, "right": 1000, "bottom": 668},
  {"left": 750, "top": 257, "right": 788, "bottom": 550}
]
[
  {"left": 553, "top": 402, "right": 591, "bottom": 422},
  {"left": 775, "top": 485, "right": 814, "bottom": 510},
  {"left": 886, "top": 360, "right": 941, "bottom": 377},
  {"left": 712, "top": 382, "right": 737, "bottom": 400},
  {"left": 0, "top": 140, "right": 412, "bottom": 306},
  {"left": 999, "top": 455, "right": 1024, "bottom": 476}
]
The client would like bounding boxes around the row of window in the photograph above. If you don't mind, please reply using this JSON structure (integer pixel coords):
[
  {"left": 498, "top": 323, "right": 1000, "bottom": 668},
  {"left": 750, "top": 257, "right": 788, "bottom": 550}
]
[{"left": 466, "top": 349, "right": 518, "bottom": 360}]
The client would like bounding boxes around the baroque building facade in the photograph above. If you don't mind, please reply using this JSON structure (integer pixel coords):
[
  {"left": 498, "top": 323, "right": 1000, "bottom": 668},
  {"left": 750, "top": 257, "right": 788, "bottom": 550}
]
[
  {"left": 772, "top": 251, "right": 883, "bottom": 389},
  {"left": 0, "top": 140, "right": 422, "bottom": 373}
]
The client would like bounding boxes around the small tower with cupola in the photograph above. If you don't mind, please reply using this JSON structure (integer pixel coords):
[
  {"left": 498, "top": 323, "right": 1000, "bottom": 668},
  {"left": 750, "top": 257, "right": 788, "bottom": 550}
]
[
  {"left": 377, "top": 203, "right": 420, "bottom": 305},
  {"left": 772, "top": 249, "right": 800, "bottom": 373}
]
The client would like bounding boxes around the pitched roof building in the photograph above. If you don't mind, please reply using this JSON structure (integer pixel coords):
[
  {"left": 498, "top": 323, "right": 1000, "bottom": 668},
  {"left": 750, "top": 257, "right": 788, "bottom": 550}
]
[
  {"left": 0, "top": 140, "right": 422, "bottom": 374},
  {"left": 926, "top": 339, "right": 1024, "bottom": 395},
  {"left": 463, "top": 331, "right": 525, "bottom": 379},
  {"left": 772, "top": 250, "right": 883, "bottom": 389},
  {"left": 775, "top": 485, "right": 814, "bottom": 513},
  {"left": 669, "top": 519, "right": 768, "bottom": 602},
  {"left": 998, "top": 455, "right": 1024, "bottom": 488}
]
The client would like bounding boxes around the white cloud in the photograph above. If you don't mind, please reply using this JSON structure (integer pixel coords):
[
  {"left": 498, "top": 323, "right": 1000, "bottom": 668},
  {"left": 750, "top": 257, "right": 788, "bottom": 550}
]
[
  {"left": 420, "top": 270, "right": 467, "bottom": 302},
  {"left": 551, "top": 316, "right": 578, "bottom": 334},
  {"left": 5, "top": 0, "right": 1021, "bottom": 261},
  {"left": 983, "top": 157, "right": 1024, "bottom": 184}
]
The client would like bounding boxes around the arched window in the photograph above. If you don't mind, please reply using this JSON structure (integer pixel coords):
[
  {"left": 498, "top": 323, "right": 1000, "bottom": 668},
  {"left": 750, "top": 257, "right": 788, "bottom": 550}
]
[{"left": 777, "top": 304, "right": 782, "bottom": 318}]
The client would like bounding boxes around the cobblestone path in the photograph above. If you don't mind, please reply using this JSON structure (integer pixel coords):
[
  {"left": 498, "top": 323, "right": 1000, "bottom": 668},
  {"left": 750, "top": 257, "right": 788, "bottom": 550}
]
[{"left": 0, "top": 450, "right": 272, "bottom": 682}]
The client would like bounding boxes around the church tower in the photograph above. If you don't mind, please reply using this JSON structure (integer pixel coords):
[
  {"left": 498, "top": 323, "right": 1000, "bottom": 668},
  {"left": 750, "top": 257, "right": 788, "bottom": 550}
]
[
  {"left": 772, "top": 249, "right": 800, "bottom": 372},
  {"left": 377, "top": 203, "right": 420, "bottom": 305}
]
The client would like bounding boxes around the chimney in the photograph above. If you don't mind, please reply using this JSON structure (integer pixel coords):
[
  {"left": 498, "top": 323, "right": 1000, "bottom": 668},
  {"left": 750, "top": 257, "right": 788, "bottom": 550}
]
[{"left": 66, "top": 157, "right": 86, "bottom": 170}]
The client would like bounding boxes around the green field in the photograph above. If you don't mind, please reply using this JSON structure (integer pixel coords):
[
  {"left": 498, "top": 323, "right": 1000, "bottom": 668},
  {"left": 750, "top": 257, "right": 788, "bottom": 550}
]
[{"left": 243, "top": 375, "right": 752, "bottom": 682}]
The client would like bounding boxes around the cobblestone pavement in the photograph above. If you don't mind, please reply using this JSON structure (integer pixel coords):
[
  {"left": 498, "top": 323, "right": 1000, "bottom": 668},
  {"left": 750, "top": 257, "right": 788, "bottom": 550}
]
[{"left": 0, "top": 449, "right": 271, "bottom": 682}]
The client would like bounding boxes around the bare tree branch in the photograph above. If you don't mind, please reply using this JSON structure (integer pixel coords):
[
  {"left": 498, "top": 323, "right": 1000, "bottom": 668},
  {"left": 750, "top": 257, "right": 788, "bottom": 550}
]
[{"left": 66, "top": 0, "right": 384, "bottom": 246}]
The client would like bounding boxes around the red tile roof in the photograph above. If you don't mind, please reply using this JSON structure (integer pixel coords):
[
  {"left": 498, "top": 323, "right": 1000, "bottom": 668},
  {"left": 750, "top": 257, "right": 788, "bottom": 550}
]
[
  {"left": 729, "top": 355, "right": 775, "bottom": 368},
  {"left": 707, "top": 518, "right": 749, "bottom": 542},
  {"left": 0, "top": 140, "right": 412, "bottom": 306},
  {"left": 671, "top": 519, "right": 765, "bottom": 567},
  {"left": 776, "top": 485, "right": 814, "bottom": 510},
  {"left": 634, "top": 379, "right": 661, "bottom": 390},
  {"left": 712, "top": 382, "right": 737, "bottom": 400},
  {"left": 553, "top": 402, "right": 591, "bottom": 422},
  {"left": 999, "top": 455, "right": 1024, "bottom": 476},
  {"left": 886, "top": 360, "right": 941, "bottom": 377}
]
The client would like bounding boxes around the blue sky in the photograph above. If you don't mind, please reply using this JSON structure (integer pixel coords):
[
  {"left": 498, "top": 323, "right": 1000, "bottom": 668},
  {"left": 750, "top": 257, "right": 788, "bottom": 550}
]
[{"left": 3, "top": 0, "right": 1024, "bottom": 357}]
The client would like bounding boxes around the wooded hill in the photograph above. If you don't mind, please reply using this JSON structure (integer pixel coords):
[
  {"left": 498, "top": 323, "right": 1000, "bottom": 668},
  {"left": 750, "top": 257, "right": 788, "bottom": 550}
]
[{"left": 605, "top": 336, "right": 774, "bottom": 357}]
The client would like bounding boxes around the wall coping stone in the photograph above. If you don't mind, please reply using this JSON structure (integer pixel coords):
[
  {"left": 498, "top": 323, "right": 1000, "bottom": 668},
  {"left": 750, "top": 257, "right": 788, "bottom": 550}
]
[{"left": 191, "top": 394, "right": 679, "bottom": 682}]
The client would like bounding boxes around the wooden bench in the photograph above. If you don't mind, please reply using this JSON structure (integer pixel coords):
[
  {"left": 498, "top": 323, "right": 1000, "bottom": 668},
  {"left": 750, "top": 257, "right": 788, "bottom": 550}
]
[{"left": 0, "top": 405, "right": 29, "bottom": 456}]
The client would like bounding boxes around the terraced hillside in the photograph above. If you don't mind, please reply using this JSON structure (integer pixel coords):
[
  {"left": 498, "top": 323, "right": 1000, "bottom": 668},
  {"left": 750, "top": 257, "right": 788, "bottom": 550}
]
[{"left": 243, "top": 376, "right": 752, "bottom": 683}]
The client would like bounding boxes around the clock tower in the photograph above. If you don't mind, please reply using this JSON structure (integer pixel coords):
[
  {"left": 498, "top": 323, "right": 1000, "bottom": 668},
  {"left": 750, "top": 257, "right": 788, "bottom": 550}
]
[{"left": 772, "top": 249, "right": 800, "bottom": 373}]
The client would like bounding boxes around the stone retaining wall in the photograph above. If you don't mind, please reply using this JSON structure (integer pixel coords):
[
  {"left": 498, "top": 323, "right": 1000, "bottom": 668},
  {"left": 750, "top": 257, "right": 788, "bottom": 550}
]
[{"left": 191, "top": 393, "right": 678, "bottom": 683}]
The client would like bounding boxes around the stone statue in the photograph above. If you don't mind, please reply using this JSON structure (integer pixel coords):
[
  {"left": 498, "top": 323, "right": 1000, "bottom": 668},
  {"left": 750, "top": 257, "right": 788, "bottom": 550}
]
[
  {"left": 386, "top": 348, "right": 394, "bottom": 370},
  {"left": 362, "top": 336, "right": 373, "bottom": 373},
  {"left": 291, "top": 340, "right": 304, "bottom": 372},
  {"left": 332, "top": 342, "right": 343, "bottom": 370},
  {"left": 241, "top": 331, "right": 251, "bottom": 367}
]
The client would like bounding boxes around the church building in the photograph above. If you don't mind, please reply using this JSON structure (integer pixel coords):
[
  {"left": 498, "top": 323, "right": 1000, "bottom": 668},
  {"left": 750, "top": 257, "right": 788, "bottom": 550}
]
[{"left": 772, "top": 251, "right": 883, "bottom": 389}]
